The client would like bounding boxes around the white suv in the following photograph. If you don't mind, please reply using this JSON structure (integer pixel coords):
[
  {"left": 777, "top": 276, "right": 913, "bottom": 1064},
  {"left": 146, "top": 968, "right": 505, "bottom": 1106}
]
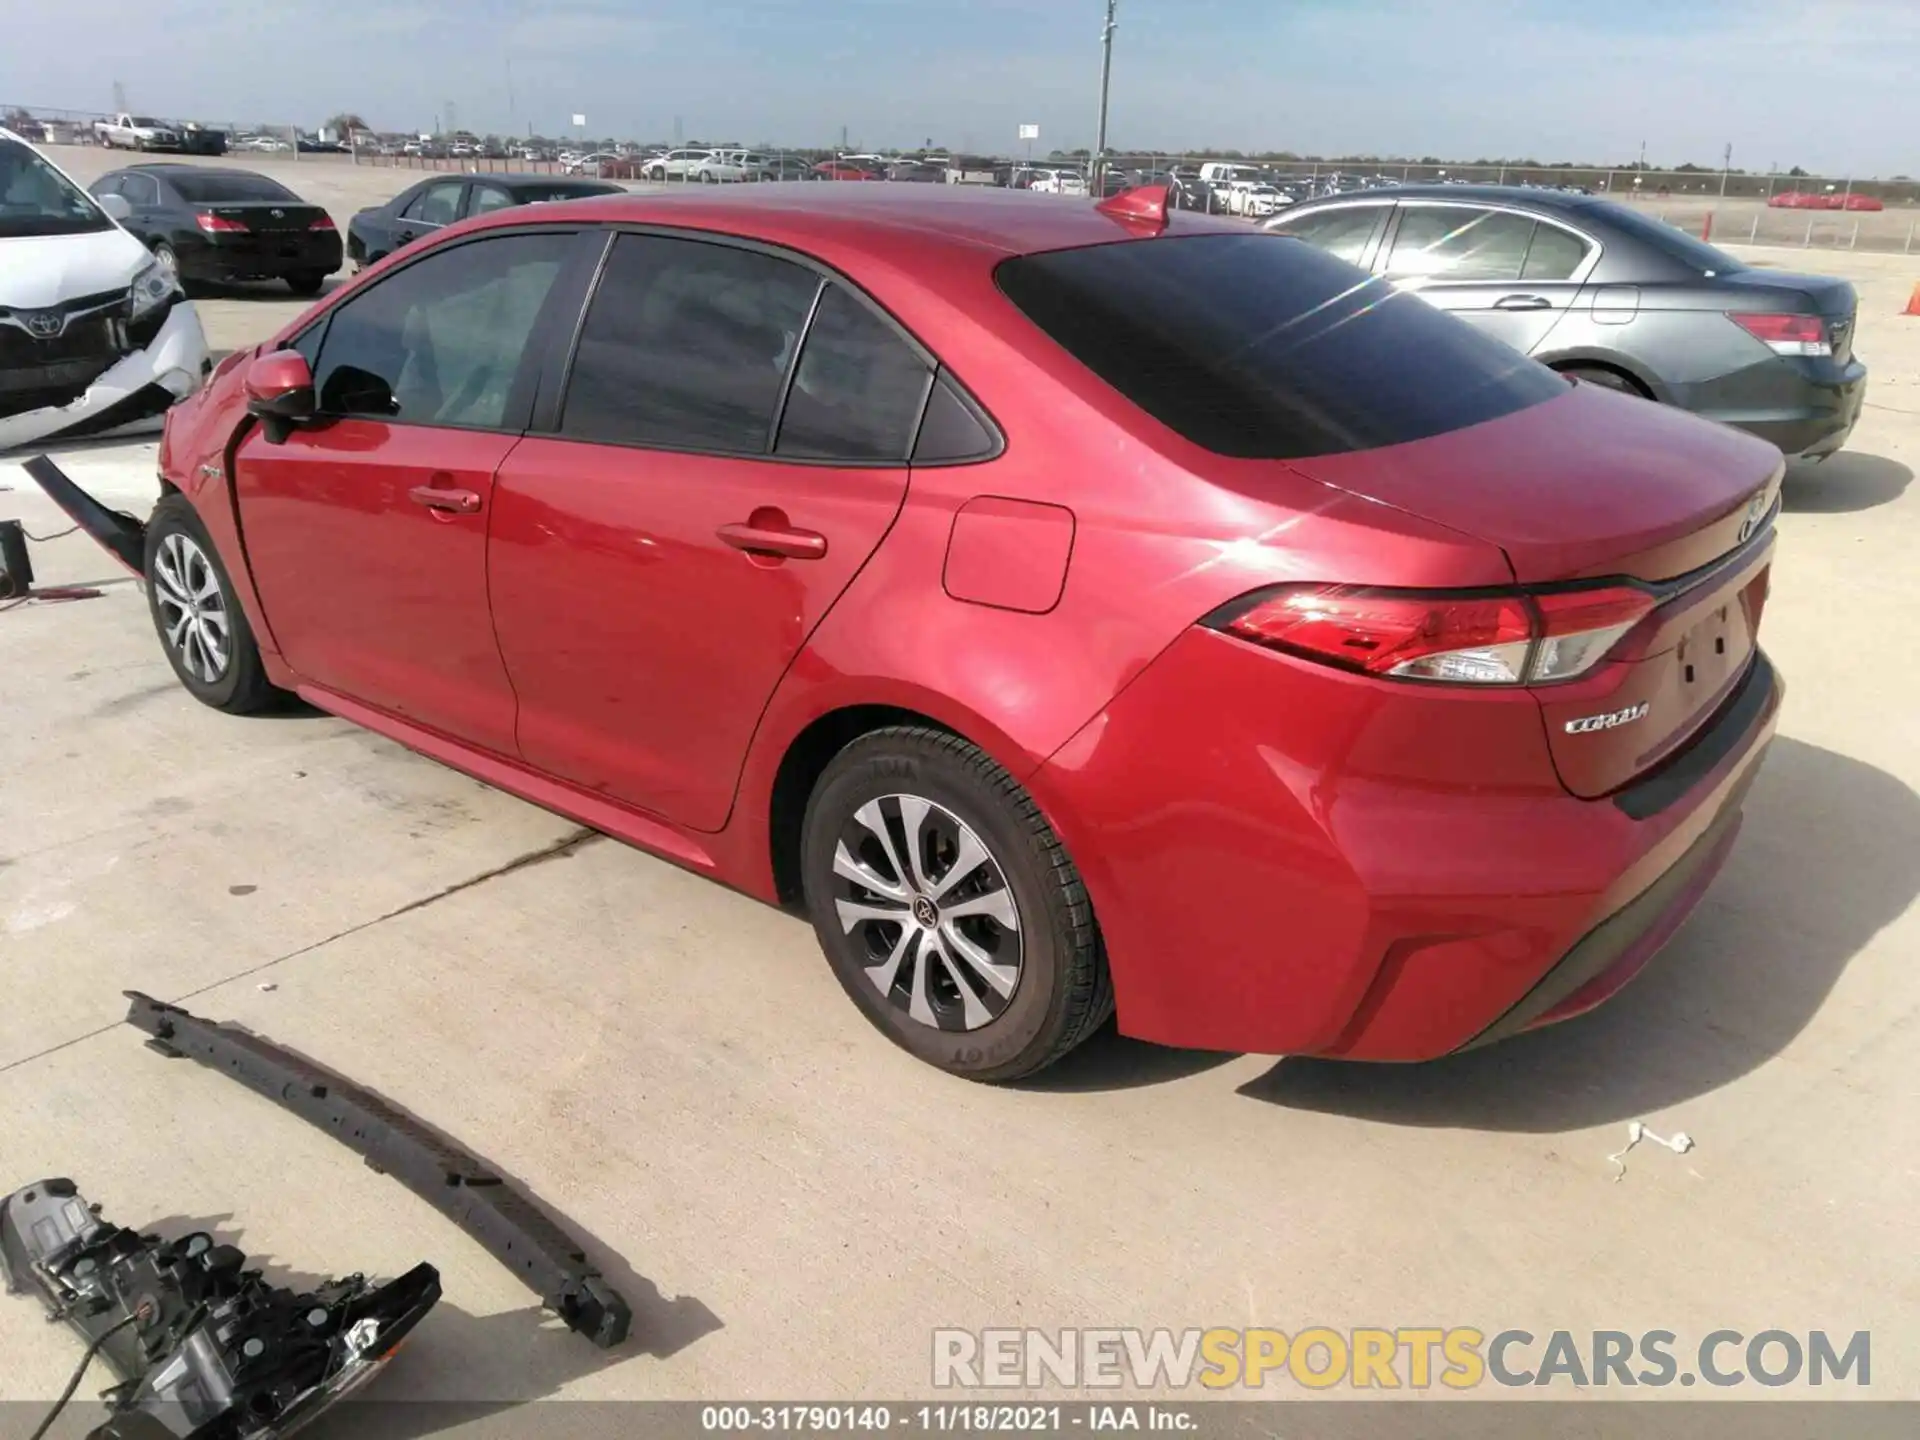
[{"left": 644, "top": 149, "right": 718, "bottom": 181}]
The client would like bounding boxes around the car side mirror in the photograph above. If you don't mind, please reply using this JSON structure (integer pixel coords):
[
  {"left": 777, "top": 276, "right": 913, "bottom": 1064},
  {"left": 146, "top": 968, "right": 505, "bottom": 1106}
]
[
  {"left": 244, "top": 350, "right": 316, "bottom": 440},
  {"left": 97, "top": 193, "right": 132, "bottom": 222}
]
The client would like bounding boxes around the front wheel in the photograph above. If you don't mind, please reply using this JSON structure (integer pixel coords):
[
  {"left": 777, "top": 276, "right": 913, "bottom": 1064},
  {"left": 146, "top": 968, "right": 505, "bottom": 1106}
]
[
  {"left": 801, "top": 726, "right": 1112, "bottom": 1082},
  {"left": 144, "top": 494, "right": 285, "bottom": 713}
]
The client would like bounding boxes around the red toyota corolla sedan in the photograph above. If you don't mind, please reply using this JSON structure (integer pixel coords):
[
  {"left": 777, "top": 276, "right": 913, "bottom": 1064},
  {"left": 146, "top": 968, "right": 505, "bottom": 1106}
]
[{"left": 29, "top": 183, "right": 1784, "bottom": 1081}]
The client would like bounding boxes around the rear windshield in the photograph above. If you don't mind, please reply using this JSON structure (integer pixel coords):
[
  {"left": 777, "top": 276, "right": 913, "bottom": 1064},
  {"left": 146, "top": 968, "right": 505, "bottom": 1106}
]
[
  {"left": 168, "top": 171, "right": 299, "bottom": 203},
  {"left": 1581, "top": 199, "right": 1747, "bottom": 276},
  {"left": 995, "top": 232, "right": 1566, "bottom": 460}
]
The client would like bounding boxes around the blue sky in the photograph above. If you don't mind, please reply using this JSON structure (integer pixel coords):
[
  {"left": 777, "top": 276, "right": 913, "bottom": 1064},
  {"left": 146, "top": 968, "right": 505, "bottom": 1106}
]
[{"left": 5, "top": 0, "right": 1914, "bottom": 174}]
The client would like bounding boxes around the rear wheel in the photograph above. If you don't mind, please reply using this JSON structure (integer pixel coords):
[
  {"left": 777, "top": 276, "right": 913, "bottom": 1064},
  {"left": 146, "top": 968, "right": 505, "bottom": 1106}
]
[
  {"left": 144, "top": 494, "right": 283, "bottom": 714},
  {"left": 152, "top": 241, "right": 179, "bottom": 279},
  {"left": 1560, "top": 365, "right": 1651, "bottom": 399},
  {"left": 801, "top": 726, "right": 1112, "bottom": 1082},
  {"left": 286, "top": 271, "right": 328, "bottom": 296}
]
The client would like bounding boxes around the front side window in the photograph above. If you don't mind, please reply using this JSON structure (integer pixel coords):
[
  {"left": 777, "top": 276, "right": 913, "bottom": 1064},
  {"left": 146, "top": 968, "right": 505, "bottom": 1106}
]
[
  {"left": 1384, "top": 206, "right": 1537, "bottom": 282},
  {"left": 776, "top": 285, "right": 932, "bottom": 462},
  {"left": 1270, "top": 205, "right": 1387, "bottom": 266},
  {"left": 119, "top": 174, "right": 161, "bottom": 208},
  {"left": 559, "top": 233, "right": 821, "bottom": 453},
  {"left": 311, "top": 233, "right": 570, "bottom": 428},
  {"left": 0, "top": 138, "right": 113, "bottom": 237},
  {"left": 402, "top": 181, "right": 463, "bottom": 226}
]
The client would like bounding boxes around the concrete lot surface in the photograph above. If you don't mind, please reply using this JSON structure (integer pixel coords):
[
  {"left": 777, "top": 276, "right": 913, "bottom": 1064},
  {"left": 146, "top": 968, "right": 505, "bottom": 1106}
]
[{"left": 2, "top": 242, "right": 1918, "bottom": 1421}]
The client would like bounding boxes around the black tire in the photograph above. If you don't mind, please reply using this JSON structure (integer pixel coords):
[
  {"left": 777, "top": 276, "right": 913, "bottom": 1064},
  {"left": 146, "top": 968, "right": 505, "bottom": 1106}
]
[
  {"left": 1561, "top": 365, "right": 1650, "bottom": 398},
  {"left": 143, "top": 493, "right": 284, "bottom": 714},
  {"left": 801, "top": 726, "right": 1112, "bottom": 1082},
  {"left": 152, "top": 241, "right": 179, "bottom": 279},
  {"left": 286, "top": 271, "right": 328, "bottom": 296}
]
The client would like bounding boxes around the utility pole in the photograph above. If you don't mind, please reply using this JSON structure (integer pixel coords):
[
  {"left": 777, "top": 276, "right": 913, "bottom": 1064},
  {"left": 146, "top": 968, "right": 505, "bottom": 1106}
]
[
  {"left": 506, "top": 59, "right": 516, "bottom": 130},
  {"left": 1093, "top": 0, "right": 1118, "bottom": 191},
  {"left": 1637, "top": 138, "right": 1647, "bottom": 171},
  {"left": 1720, "top": 142, "right": 1732, "bottom": 197}
]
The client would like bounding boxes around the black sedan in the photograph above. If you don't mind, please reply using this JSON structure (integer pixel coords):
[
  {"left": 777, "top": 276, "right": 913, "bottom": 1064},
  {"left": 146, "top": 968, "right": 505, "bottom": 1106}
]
[
  {"left": 347, "top": 174, "right": 623, "bottom": 268},
  {"left": 89, "top": 164, "right": 341, "bottom": 295},
  {"left": 1266, "top": 184, "right": 1868, "bottom": 460}
]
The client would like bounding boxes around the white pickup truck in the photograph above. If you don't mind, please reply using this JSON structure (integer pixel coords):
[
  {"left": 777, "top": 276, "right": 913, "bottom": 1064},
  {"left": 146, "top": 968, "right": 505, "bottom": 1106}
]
[{"left": 94, "top": 114, "right": 183, "bottom": 151}]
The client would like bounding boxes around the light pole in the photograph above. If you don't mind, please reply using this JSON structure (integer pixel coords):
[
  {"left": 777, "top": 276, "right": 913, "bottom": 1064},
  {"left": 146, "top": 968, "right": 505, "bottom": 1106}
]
[{"left": 1092, "top": 0, "right": 1117, "bottom": 192}]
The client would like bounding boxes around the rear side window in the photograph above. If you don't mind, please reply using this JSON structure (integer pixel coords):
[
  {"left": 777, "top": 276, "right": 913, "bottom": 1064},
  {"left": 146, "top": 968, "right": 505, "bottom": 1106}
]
[
  {"left": 168, "top": 171, "right": 298, "bottom": 203},
  {"left": 995, "top": 233, "right": 1566, "bottom": 460},
  {"left": 402, "top": 181, "right": 463, "bottom": 225},
  {"left": 776, "top": 285, "right": 932, "bottom": 462},
  {"left": 560, "top": 233, "right": 821, "bottom": 453},
  {"left": 1522, "top": 224, "right": 1590, "bottom": 280}
]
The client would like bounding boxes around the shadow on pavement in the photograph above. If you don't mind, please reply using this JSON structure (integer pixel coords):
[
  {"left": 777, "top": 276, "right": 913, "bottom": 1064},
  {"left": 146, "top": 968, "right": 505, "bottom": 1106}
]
[
  {"left": 1013, "top": 1016, "right": 1240, "bottom": 1093},
  {"left": 1783, "top": 451, "right": 1912, "bottom": 512},
  {"left": 1237, "top": 736, "right": 1918, "bottom": 1132}
]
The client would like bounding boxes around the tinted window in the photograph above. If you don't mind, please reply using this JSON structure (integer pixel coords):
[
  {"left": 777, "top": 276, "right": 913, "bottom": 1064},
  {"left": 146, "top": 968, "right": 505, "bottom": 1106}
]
[
  {"left": 1271, "top": 205, "right": 1386, "bottom": 265},
  {"left": 776, "top": 285, "right": 931, "bottom": 461},
  {"left": 1583, "top": 199, "right": 1746, "bottom": 274},
  {"left": 119, "top": 174, "right": 161, "bottom": 207},
  {"left": 1385, "top": 206, "right": 1535, "bottom": 281},
  {"left": 168, "top": 171, "right": 299, "bottom": 203},
  {"left": 995, "top": 233, "right": 1565, "bottom": 461},
  {"left": 311, "top": 233, "right": 569, "bottom": 428},
  {"left": 1522, "top": 224, "right": 1590, "bottom": 281},
  {"left": 402, "top": 181, "right": 463, "bottom": 225},
  {"left": 467, "top": 185, "right": 517, "bottom": 217},
  {"left": 561, "top": 234, "right": 821, "bottom": 452},
  {"left": 0, "top": 139, "right": 113, "bottom": 237}
]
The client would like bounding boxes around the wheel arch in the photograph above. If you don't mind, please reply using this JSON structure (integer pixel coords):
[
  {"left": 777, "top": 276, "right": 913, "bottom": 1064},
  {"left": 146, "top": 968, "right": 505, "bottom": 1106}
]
[{"left": 1539, "top": 351, "right": 1663, "bottom": 401}]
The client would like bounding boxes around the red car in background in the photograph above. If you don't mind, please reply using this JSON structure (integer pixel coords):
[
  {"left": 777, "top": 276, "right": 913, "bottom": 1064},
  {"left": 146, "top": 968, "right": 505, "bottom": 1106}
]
[
  {"left": 1769, "top": 190, "right": 1885, "bottom": 211},
  {"left": 812, "top": 160, "right": 883, "bottom": 181},
  {"left": 29, "top": 184, "right": 1783, "bottom": 1081}
]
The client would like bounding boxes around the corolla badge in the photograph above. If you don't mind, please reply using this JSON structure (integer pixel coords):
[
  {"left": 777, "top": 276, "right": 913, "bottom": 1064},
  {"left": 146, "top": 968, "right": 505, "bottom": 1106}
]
[{"left": 1565, "top": 703, "right": 1651, "bottom": 735}]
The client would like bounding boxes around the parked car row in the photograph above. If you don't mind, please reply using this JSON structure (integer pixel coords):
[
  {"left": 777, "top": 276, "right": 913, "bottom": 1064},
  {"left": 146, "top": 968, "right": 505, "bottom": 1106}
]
[{"left": 24, "top": 175, "right": 1803, "bottom": 1088}]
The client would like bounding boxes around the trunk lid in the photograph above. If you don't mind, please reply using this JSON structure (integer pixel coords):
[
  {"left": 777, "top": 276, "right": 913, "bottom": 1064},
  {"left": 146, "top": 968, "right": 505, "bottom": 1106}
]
[
  {"left": 1715, "top": 268, "right": 1859, "bottom": 362},
  {"left": 1286, "top": 382, "right": 1783, "bottom": 798},
  {"left": 198, "top": 202, "right": 329, "bottom": 233}
]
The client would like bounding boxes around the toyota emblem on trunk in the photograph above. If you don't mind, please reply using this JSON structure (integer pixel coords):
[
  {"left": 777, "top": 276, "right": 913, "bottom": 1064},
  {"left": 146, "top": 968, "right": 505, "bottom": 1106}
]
[
  {"left": 270, "top": 208, "right": 284, "bottom": 218},
  {"left": 23, "top": 311, "right": 63, "bottom": 339}
]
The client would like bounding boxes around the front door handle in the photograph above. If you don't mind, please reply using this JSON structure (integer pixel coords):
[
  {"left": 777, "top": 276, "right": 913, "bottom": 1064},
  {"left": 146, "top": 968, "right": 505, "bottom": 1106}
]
[
  {"left": 1493, "top": 294, "right": 1553, "bottom": 311},
  {"left": 409, "top": 484, "right": 481, "bottom": 515},
  {"left": 717, "top": 517, "right": 828, "bottom": 561}
]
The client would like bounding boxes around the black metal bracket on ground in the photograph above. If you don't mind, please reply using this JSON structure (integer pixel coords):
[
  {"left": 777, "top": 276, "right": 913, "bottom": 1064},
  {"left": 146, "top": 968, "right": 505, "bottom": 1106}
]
[
  {"left": 124, "top": 990, "right": 633, "bottom": 1349},
  {"left": 20, "top": 455, "right": 148, "bottom": 576}
]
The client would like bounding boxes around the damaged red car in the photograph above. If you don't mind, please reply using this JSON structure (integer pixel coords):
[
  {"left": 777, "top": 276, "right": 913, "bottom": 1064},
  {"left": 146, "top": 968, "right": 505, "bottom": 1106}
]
[{"left": 29, "top": 183, "right": 1783, "bottom": 1081}]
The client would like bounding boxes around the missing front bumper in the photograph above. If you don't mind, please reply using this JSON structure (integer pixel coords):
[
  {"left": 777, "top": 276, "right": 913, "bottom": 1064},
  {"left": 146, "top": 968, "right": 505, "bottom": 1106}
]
[{"left": 19, "top": 454, "right": 149, "bottom": 575}]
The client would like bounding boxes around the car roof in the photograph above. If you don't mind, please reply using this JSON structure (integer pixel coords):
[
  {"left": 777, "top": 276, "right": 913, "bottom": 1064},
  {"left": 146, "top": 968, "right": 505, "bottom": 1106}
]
[
  {"left": 1297, "top": 182, "right": 1597, "bottom": 212},
  {"left": 466, "top": 182, "right": 1247, "bottom": 258}
]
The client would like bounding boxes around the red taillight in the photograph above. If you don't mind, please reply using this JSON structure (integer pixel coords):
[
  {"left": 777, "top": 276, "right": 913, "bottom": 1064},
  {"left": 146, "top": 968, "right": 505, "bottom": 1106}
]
[
  {"left": 1210, "top": 583, "right": 1656, "bottom": 686},
  {"left": 309, "top": 214, "right": 336, "bottom": 231},
  {"left": 196, "top": 212, "right": 247, "bottom": 233},
  {"left": 1729, "top": 312, "right": 1829, "bottom": 357}
]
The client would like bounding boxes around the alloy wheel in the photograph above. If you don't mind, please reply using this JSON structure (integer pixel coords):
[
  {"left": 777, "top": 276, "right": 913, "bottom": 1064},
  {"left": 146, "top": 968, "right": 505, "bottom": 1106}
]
[
  {"left": 830, "top": 794, "right": 1024, "bottom": 1032},
  {"left": 151, "top": 532, "right": 230, "bottom": 684}
]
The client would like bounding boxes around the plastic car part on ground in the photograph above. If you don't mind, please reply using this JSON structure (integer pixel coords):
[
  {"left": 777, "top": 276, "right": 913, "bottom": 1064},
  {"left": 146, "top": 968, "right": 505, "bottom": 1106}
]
[
  {"left": 0, "top": 1178, "right": 440, "bottom": 1439},
  {"left": 124, "top": 991, "right": 633, "bottom": 1348}
]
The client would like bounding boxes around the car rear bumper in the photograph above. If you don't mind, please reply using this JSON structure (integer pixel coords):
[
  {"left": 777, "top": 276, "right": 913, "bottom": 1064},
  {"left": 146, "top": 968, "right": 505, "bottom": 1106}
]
[
  {"left": 1029, "top": 629, "right": 1782, "bottom": 1060},
  {"left": 181, "top": 232, "right": 343, "bottom": 280},
  {"left": 0, "top": 300, "right": 210, "bottom": 453},
  {"left": 1696, "top": 357, "right": 1867, "bottom": 459}
]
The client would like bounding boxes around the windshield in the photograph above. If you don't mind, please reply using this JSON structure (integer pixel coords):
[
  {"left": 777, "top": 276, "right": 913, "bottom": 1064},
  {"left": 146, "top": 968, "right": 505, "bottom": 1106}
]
[
  {"left": 1586, "top": 199, "right": 1748, "bottom": 275},
  {"left": 131, "top": 116, "right": 163, "bottom": 127},
  {"left": 169, "top": 171, "right": 299, "bottom": 203},
  {"left": 996, "top": 232, "right": 1566, "bottom": 460},
  {"left": 0, "top": 138, "right": 114, "bottom": 238}
]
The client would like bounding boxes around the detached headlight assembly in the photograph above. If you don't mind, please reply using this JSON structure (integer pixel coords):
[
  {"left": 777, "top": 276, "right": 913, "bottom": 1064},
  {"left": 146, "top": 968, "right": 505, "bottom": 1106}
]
[{"left": 128, "top": 258, "right": 177, "bottom": 320}]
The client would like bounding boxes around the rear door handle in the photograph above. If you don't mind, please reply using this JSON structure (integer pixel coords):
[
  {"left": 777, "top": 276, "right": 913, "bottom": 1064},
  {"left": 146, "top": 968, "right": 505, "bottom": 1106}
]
[
  {"left": 409, "top": 484, "right": 482, "bottom": 515},
  {"left": 717, "top": 520, "right": 828, "bottom": 560},
  {"left": 1493, "top": 294, "right": 1553, "bottom": 311}
]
